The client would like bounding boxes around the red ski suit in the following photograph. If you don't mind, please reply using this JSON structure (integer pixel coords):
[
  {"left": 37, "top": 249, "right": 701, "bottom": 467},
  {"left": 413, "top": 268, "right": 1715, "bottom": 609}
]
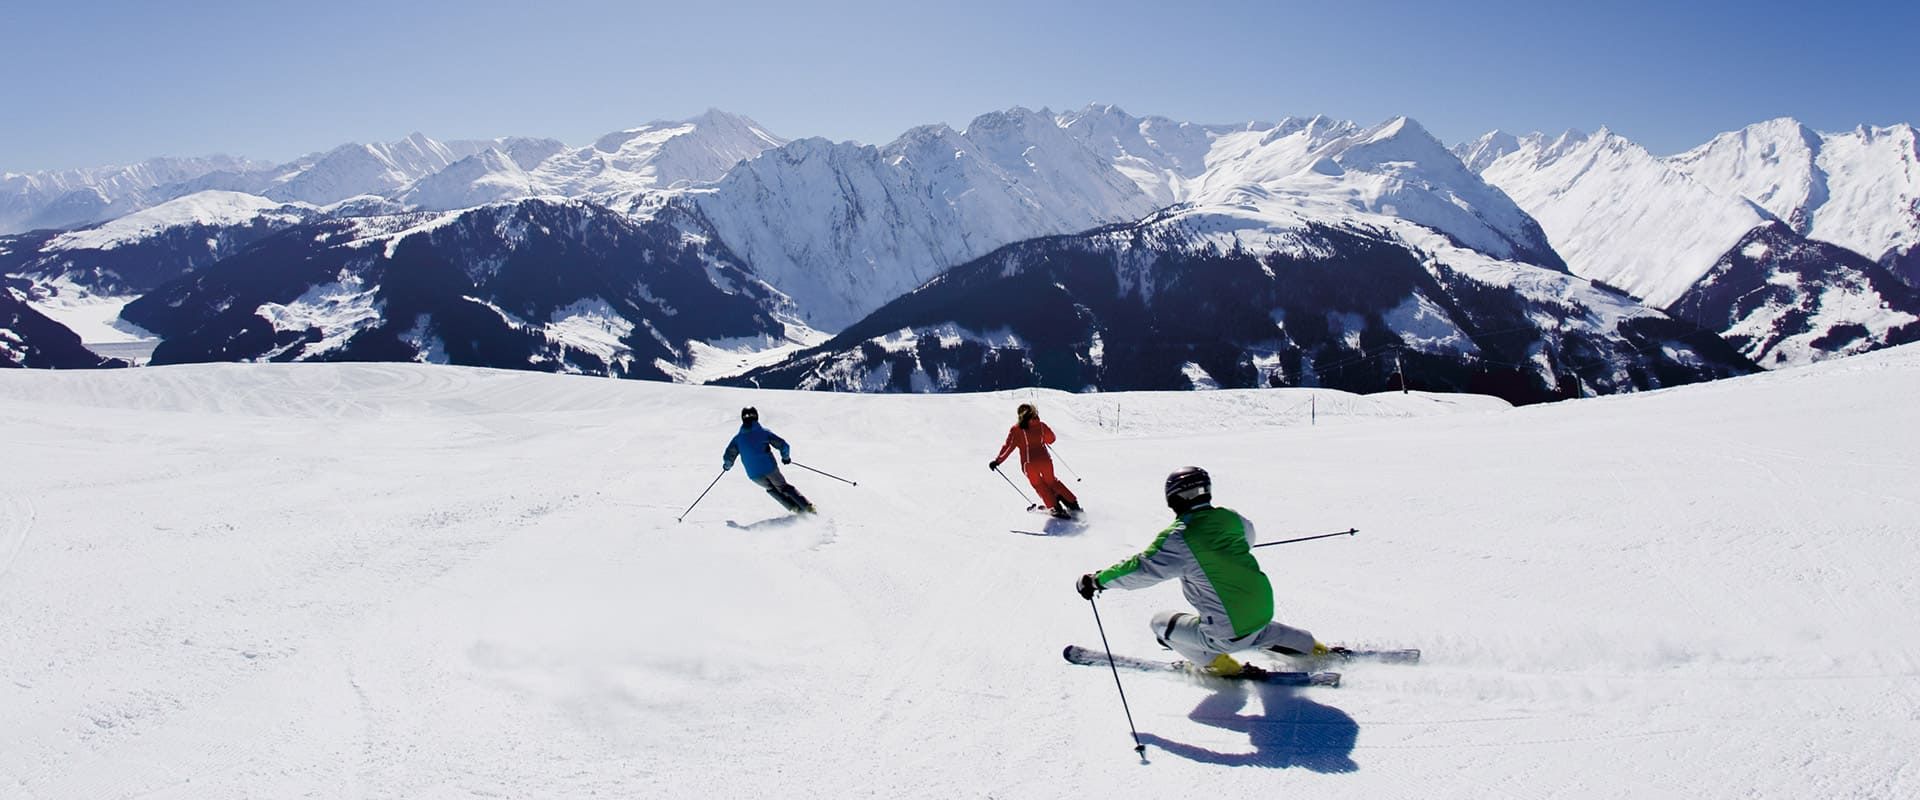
[{"left": 996, "top": 421, "right": 1078, "bottom": 509}]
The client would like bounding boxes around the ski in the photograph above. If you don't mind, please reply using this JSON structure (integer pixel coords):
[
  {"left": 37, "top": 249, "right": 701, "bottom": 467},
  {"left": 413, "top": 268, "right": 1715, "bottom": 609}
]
[
  {"left": 1283, "top": 646, "right": 1422, "bottom": 666},
  {"left": 1013, "top": 506, "right": 1084, "bottom": 535},
  {"left": 1062, "top": 645, "right": 1340, "bottom": 687}
]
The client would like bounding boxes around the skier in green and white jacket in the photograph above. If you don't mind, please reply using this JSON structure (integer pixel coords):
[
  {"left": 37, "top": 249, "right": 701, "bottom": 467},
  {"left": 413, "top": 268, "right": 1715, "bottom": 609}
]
[{"left": 1076, "top": 466, "right": 1327, "bottom": 676}]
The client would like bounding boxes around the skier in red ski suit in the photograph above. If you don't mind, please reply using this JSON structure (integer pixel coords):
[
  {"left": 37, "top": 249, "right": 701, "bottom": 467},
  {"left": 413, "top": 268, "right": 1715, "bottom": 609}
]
[{"left": 990, "top": 403, "right": 1081, "bottom": 519}]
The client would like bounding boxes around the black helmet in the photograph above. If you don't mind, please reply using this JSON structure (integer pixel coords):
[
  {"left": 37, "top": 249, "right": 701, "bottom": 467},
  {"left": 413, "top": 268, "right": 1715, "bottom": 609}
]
[
  {"left": 741, "top": 407, "right": 759, "bottom": 424},
  {"left": 1164, "top": 466, "right": 1212, "bottom": 513}
]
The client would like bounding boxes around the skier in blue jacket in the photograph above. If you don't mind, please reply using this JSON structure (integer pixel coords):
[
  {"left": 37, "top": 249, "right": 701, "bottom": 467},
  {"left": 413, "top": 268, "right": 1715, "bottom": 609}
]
[{"left": 723, "top": 407, "right": 814, "bottom": 513}]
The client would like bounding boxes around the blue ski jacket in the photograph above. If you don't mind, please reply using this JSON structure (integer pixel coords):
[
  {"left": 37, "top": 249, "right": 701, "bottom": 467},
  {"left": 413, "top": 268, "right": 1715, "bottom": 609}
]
[{"left": 724, "top": 423, "right": 791, "bottom": 480}]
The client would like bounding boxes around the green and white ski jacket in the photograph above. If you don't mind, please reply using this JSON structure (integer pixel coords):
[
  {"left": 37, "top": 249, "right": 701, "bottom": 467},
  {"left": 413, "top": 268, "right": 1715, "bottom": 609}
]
[{"left": 1096, "top": 506, "right": 1274, "bottom": 640}]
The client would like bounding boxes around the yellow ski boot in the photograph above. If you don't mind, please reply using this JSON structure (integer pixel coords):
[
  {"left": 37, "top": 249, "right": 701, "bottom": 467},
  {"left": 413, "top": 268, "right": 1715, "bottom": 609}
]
[{"left": 1203, "top": 653, "right": 1245, "bottom": 676}]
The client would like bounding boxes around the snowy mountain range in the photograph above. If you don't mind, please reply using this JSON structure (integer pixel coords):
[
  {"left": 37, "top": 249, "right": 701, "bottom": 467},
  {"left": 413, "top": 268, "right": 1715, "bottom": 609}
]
[
  {"left": 1466, "top": 128, "right": 1769, "bottom": 307},
  {"left": 119, "top": 198, "right": 798, "bottom": 380},
  {"left": 1, "top": 191, "right": 319, "bottom": 296},
  {"left": 724, "top": 195, "right": 1750, "bottom": 402},
  {"left": 1459, "top": 119, "right": 1920, "bottom": 366},
  {"left": 4, "top": 106, "right": 1918, "bottom": 391},
  {"left": 689, "top": 107, "right": 1162, "bottom": 330},
  {"left": 0, "top": 155, "right": 268, "bottom": 233},
  {"left": 1670, "top": 118, "right": 1920, "bottom": 269},
  {"left": 0, "top": 110, "right": 786, "bottom": 234}
]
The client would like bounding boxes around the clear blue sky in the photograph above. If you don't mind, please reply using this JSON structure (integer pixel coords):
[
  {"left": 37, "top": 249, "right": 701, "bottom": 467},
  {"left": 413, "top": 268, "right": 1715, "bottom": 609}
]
[{"left": 3, "top": 0, "right": 1914, "bottom": 172}]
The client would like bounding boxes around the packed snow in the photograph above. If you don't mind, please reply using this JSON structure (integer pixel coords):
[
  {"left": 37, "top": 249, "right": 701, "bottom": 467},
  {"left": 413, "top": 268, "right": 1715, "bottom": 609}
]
[{"left": 3, "top": 344, "right": 1917, "bottom": 797}]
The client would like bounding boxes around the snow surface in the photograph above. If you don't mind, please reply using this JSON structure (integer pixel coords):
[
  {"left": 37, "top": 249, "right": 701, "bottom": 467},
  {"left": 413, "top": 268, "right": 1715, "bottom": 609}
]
[
  {"left": 20, "top": 277, "right": 155, "bottom": 346},
  {"left": 657, "top": 325, "right": 833, "bottom": 385},
  {"left": 4, "top": 348, "right": 1918, "bottom": 797}
]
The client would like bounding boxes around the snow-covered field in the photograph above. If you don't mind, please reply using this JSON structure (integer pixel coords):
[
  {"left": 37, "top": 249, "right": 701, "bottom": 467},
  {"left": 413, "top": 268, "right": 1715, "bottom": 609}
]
[
  {"left": 22, "top": 285, "right": 158, "bottom": 361},
  {"left": 2, "top": 349, "right": 1917, "bottom": 798}
]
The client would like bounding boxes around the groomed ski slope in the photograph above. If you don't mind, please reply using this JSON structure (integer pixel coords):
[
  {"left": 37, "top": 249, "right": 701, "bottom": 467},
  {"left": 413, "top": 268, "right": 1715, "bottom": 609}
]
[{"left": 2, "top": 350, "right": 1918, "bottom": 799}]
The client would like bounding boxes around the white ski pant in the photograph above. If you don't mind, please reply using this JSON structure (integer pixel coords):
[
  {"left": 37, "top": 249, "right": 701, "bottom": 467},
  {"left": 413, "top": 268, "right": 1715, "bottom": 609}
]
[{"left": 1150, "top": 610, "right": 1315, "bottom": 665}]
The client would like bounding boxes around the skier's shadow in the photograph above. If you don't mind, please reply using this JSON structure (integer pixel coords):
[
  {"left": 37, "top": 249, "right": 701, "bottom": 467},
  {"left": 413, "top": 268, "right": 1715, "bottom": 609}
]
[
  {"left": 1137, "top": 682, "right": 1359, "bottom": 772},
  {"left": 1040, "top": 516, "right": 1088, "bottom": 536},
  {"left": 725, "top": 515, "right": 804, "bottom": 530}
]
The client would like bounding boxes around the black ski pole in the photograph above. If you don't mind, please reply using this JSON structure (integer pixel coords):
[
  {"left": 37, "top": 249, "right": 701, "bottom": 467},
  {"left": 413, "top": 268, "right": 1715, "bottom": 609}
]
[
  {"left": 1252, "top": 527, "right": 1359, "bottom": 549},
  {"left": 789, "top": 461, "right": 858, "bottom": 486},
  {"left": 1047, "top": 445, "right": 1083, "bottom": 482},
  {"left": 677, "top": 470, "right": 726, "bottom": 523},
  {"left": 1087, "top": 593, "right": 1147, "bottom": 758},
  {"left": 993, "top": 465, "right": 1036, "bottom": 507}
]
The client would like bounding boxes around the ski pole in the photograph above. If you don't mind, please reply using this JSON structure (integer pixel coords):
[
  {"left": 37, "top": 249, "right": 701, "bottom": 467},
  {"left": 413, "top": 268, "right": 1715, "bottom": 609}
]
[
  {"left": 1252, "top": 527, "right": 1358, "bottom": 549},
  {"left": 993, "top": 465, "right": 1036, "bottom": 507},
  {"left": 1047, "top": 445, "right": 1083, "bottom": 482},
  {"left": 789, "top": 461, "right": 857, "bottom": 486},
  {"left": 1087, "top": 593, "right": 1147, "bottom": 758},
  {"left": 677, "top": 470, "right": 726, "bottom": 523}
]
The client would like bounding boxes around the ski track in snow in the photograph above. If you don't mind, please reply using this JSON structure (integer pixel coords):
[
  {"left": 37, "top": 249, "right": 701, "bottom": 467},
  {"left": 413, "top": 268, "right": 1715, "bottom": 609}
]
[
  {"left": 2, "top": 354, "right": 1919, "bottom": 798},
  {"left": 0, "top": 495, "right": 32, "bottom": 582}
]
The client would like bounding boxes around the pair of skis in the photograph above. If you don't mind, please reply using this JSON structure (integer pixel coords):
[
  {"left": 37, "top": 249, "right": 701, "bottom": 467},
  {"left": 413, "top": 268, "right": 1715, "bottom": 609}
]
[
  {"left": 1012, "top": 504, "right": 1086, "bottom": 535},
  {"left": 1061, "top": 644, "right": 1421, "bottom": 688}
]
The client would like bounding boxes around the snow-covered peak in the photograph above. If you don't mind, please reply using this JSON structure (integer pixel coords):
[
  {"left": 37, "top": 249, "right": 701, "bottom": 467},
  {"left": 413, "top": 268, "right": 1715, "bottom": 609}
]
[
  {"left": 44, "top": 191, "right": 312, "bottom": 251},
  {"left": 1479, "top": 128, "right": 1771, "bottom": 306},
  {"left": 961, "top": 105, "right": 1054, "bottom": 136},
  {"left": 1671, "top": 118, "right": 1920, "bottom": 262},
  {"left": 1056, "top": 104, "right": 1279, "bottom": 205},
  {"left": 1811, "top": 122, "right": 1920, "bottom": 260},
  {"left": 396, "top": 149, "right": 539, "bottom": 212},
  {"left": 1167, "top": 116, "right": 1561, "bottom": 267},
  {"left": 690, "top": 107, "right": 1162, "bottom": 330},
  {"left": 1480, "top": 129, "right": 1594, "bottom": 173},
  {"left": 590, "top": 110, "right": 783, "bottom": 160},
  {"left": 265, "top": 134, "right": 480, "bottom": 206},
  {"left": 1452, "top": 130, "right": 1520, "bottom": 172},
  {"left": 481, "top": 137, "right": 568, "bottom": 171},
  {"left": 956, "top": 106, "right": 1153, "bottom": 220},
  {"left": 1668, "top": 117, "right": 1825, "bottom": 231},
  {"left": 0, "top": 155, "right": 269, "bottom": 233},
  {"left": 524, "top": 110, "right": 786, "bottom": 199},
  {"left": 1334, "top": 116, "right": 1452, "bottom": 167}
]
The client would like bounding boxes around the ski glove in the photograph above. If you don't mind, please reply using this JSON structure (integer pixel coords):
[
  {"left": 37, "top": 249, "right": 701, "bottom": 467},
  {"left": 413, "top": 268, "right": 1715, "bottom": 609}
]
[
  {"left": 1076, "top": 573, "right": 1102, "bottom": 600},
  {"left": 781, "top": 455, "right": 792, "bottom": 464},
  {"left": 989, "top": 459, "right": 1003, "bottom": 471}
]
